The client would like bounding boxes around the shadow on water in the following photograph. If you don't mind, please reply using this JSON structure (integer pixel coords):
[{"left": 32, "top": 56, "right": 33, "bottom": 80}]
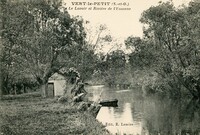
[{"left": 87, "top": 86, "right": 200, "bottom": 135}]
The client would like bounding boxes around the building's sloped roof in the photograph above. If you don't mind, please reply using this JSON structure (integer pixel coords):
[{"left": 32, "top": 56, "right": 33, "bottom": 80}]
[{"left": 49, "top": 73, "right": 65, "bottom": 80}]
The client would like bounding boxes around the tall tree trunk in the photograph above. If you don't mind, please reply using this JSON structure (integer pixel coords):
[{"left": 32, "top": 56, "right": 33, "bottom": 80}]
[
  {"left": 23, "top": 85, "right": 26, "bottom": 93},
  {"left": 40, "top": 80, "right": 48, "bottom": 98},
  {"left": 14, "top": 84, "right": 17, "bottom": 95},
  {"left": 36, "top": 76, "right": 48, "bottom": 98},
  {"left": 0, "top": 53, "right": 2, "bottom": 99},
  {"left": 0, "top": 0, "right": 8, "bottom": 100},
  {"left": 0, "top": 68, "right": 2, "bottom": 99},
  {"left": 0, "top": 44, "right": 2, "bottom": 99},
  {"left": 0, "top": 0, "right": 3, "bottom": 100}
]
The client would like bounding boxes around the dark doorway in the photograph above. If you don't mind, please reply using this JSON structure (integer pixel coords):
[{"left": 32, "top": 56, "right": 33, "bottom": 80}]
[{"left": 47, "top": 83, "right": 54, "bottom": 97}]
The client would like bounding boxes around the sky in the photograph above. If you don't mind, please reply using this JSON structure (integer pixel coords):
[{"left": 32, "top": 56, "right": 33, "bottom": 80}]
[
  {"left": 64, "top": 0, "right": 191, "bottom": 38},
  {"left": 63, "top": 0, "right": 192, "bottom": 52}
]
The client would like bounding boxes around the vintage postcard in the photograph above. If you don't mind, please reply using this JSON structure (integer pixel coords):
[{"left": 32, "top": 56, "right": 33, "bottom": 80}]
[{"left": 0, "top": 0, "right": 199, "bottom": 135}]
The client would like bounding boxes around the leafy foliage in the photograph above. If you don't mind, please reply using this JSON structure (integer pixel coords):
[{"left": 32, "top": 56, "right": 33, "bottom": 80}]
[
  {"left": 0, "top": 0, "right": 89, "bottom": 96},
  {"left": 127, "top": 1, "right": 200, "bottom": 98},
  {"left": 95, "top": 49, "right": 131, "bottom": 86}
]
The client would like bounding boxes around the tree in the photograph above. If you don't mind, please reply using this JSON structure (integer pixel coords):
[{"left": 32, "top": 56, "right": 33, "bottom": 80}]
[
  {"left": 0, "top": 37, "right": 2, "bottom": 98},
  {"left": 1, "top": 0, "right": 86, "bottom": 97},
  {"left": 95, "top": 49, "right": 127, "bottom": 86},
  {"left": 129, "top": 1, "right": 200, "bottom": 98},
  {"left": 0, "top": 0, "right": 7, "bottom": 98}
]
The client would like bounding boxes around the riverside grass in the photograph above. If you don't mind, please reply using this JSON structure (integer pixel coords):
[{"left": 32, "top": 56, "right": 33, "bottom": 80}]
[{"left": 0, "top": 92, "right": 110, "bottom": 135}]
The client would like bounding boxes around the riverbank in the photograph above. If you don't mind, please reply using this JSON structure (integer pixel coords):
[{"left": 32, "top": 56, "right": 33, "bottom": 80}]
[{"left": 0, "top": 93, "right": 110, "bottom": 135}]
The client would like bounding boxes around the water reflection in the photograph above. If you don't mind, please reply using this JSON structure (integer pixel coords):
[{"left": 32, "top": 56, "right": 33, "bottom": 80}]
[
  {"left": 97, "top": 103, "right": 142, "bottom": 135},
  {"left": 87, "top": 86, "right": 200, "bottom": 135},
  {"left": 141, "top": 99, "right": 200, "bottom": 135}
]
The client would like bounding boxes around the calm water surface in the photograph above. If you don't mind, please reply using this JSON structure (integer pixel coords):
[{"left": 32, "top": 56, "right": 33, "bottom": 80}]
[{"left": 86, "top": 85, "right": 200, "bottom": 135}]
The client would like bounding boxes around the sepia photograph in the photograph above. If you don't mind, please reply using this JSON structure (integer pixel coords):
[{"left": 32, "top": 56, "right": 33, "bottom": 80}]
[{"left": 0, "top": 0, "right": 200, "bottom": 134}]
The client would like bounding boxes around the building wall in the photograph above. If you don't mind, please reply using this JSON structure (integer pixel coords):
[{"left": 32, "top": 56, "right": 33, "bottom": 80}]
[{"left": 48, "top": 80, "right": 66, "bottom": 96}]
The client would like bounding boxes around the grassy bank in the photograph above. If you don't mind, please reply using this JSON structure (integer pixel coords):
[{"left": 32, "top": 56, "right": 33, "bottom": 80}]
[{"left": 0, "top": 93, "right": 110, "bottom": 135}]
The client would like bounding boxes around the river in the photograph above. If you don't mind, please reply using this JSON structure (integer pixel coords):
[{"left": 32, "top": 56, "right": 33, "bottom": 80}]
[{"left": 86, "top": 85, "right": 200, "bottom": 135}]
